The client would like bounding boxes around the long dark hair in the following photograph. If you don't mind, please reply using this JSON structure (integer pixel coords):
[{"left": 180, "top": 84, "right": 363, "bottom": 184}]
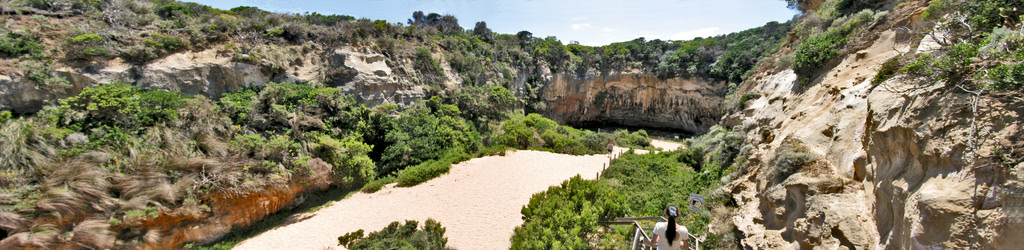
[{"left": 665, "top": 205, "right": 680, "bottom": 245}]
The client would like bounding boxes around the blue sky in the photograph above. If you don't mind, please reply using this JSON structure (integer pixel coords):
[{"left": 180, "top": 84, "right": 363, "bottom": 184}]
[{"left": 190, "top": 0, "right": 798, "bottom": 46}]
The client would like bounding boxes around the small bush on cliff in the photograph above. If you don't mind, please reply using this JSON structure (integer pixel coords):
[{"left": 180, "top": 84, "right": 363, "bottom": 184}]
[
  {"left": 414, "top": 47, "right": 446, "bottom": 84},
  {"left": 338, "top": 219, "right": 449, "bottom": 249},
  {"left": 0, "top": 30, "right": 44, "bottom": 58},
  {"left": 770, "top": 138, "right": 817, "bottom": 182},
  {"left": 793, "top": 30, "right": 847, "bottom": 84},
  {"left": 66, "top": 33, "right": 114, "bottom": 61}
]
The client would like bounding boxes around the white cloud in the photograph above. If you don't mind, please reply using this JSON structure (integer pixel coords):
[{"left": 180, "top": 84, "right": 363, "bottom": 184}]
[
  {"left": 600, "top": 27, "right": 614, "bottom": 32},
  {"left": 571, "top": 23, "right": 591, "bottom": 31},
  {"left": 570, "top": 16, "right": 590, "bottom": 21},
  {"left": 667, "top": 27, "right": 721, "bottom": 40}
]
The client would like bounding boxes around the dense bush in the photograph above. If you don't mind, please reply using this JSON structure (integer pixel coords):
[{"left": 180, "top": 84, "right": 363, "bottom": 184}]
[
  {"left": 0, "top": 30, "right": 44, "bottom": 58},
  {"left": 491, "top": 113, "right": 651, "bottom": 155},
  {"left": 339, "top": 219, "right": 449, "bottom": 249},
  {"left": 58, "top": 82, "right": 189, "bottom": 131},
  {"left": 510, "top": 176, "right": 626, "bottom": 249},
  {"left": 793, "top": 30, "right": 848, "bottom": 83},
  {"left": 414, "top": 47, "right": 445, "bottom": 84},
  {"left": 314, "top": 135, "right": 376, "bottom": 189},
  {"left": 395, "top": 149, "right": 470, "bottom": 187}
]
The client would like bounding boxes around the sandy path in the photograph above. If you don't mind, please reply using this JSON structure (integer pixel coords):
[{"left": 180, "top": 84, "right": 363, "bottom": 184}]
[{"left": 235, "top": 140, "right": 682, "bottom": 250}]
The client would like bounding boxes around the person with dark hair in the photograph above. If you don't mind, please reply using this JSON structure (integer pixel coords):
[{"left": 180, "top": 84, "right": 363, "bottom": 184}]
[{"left": 649, "top": 205, "right": 689, "bottom": 250}]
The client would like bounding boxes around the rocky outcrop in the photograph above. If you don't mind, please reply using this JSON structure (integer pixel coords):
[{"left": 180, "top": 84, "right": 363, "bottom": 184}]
[
  {"left": 0, "top": 70, "right": 94, "bottom": 113},
  {"left": 538, "top": 72, "right": 726, "bottom": 134},
  {"left": 326, "top": 47, "right": 427, "bottom": 107},
  {"left": 720, "top": 2, "right": 1024, "bottom": 248},
  {"left": 0, "top": 45, "right": 434, "bottom": 114}
]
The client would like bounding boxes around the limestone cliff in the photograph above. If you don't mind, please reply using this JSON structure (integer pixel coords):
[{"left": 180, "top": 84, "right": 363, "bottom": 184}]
[
  {"left": 537, "top": 72, "right": 725, "bottom": 134},
  {"left": 718, "top": 1, "right": 1024, "bottom": 248}
]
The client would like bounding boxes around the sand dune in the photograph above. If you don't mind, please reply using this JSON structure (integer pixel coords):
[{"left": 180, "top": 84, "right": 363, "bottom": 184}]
[{"left": 235, "top": 140, "right": 682, "bottom": 250}]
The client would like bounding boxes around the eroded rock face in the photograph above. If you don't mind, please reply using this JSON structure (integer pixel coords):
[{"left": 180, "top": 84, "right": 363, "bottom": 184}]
[
  {"left": 0, "top": 70, "right": 93, "bottom": 113},
  {"left": 538, "top": 72, "right": 726, "bottom": 134},
  {"left": 326, "top": 48, "right": 426, "bottom": 107},
  {"left": 722, "top": 7, "right": 1024, "bottom": 248}
]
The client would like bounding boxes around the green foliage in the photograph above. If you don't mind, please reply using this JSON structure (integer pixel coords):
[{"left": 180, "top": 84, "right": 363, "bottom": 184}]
[
  {"left": 0, "top": 30, "right": 44, "bottom": 58},
  {"left": 737, "top": 91, "right": 761, "bottom": 109},
  {"left": 770, "top": 138, "right": 818, "bottom": 182},
  {"left": 985, "top": 63, "right": 1024, "bottom": 90},
  {"left": 872, "top": 56, "right": 902, "bottom": 84},
  {"left": 218, "top": 87, "right": 257, "bottom": 124},
  {"left": 68, "top": 33, "right": 103, "bottom": 44},
  {"left": 793, "top": 30, "right": 848, "bottom": 83},
  {"left": 380, "top": 98, "right": 479, "bottom": 176},
  {"left": 414, "top": 47, "right": 445, "bottom": 84},
  {"left": 0, "top": 110, "right": 12, "bottom": 123},
  {"left": 933, "top": 42, "right": 979, "bottom": 79},
  {"left": 899, "top": 53, "right": 936, "bottom": 78},
  {"left": 792, "top": 9, "right": 878, "bottom": 84},
  {"left": 340, "top": 219, "right": 449, "bottom": 250},
  {"left": 613, "top": 129, "right": 651, "bottom": 148},
  {"left": 66, "top": 33, "right": 113, "bottom": 60},
  {"left": 593, "top": 126, "right": 744, "bottom": 245},
  {"left": 361, "top": 176, "right": 395, "bottom": 193},
  {"left": 157, "top": 3, "right": 194, "bottom": 18},
  {"left": 144, "top": 34, "right": 186, "bottom": 52},
  {"left": 338, "top": 229, "right": 365, "bottom": 248},
  {"left": 314, "top": 135, "right": 376, "bottom": 189},
  {"left": 395, "top": 159, "right": 450, "bottom": 187},
  {"left": 395, "top": 149, "right": 469, "bottom": 187},
  {"left": 511, "top": 176, "right": 625, "bottom": 249},
  {"left": 58, "top": 82, "right": 189, "bottom": 131}
]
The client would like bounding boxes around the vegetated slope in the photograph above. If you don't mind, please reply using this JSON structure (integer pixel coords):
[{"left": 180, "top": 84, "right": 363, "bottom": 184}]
[
  {"left": 718, "top": 0, "right": 1024, "bottom": 248},
  {"left": 0, "top": 0, "right": 797, "bottom": 248},
  {"left": 0, "top": 0, "right": 792, "bottom": 134}
]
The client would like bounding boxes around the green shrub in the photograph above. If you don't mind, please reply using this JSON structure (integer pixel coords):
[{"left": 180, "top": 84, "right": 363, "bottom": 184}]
[
  {"left": 219, "top": 87, "right": 258, "bottom": 124},
  {"left": 314, "top": 135, "right": 376, "bottom": 189},
  {"left": 380, "top": 102, "right": 479, "bottom": 175},
  {"left": 985, "top": 63, "right": 1024, "bottom": 90},
  {"left": 0, "top": 30, "right": 44, "bottom": 58},
  {"left": 66, "top": 33, "right": 113, "bottom": 60},
  {"left": 872, "top": 56, "right": 902, "bottom": 84},
  {"left": 339, "top": 219, "right": 448, "bottom": 249},
  {"left": 793, "top": 30, "right": 848, "bottom": 83},
  {"left": 142, "top": 34, "right": 187, "bottom": 55},
  {"left": 934, "top": 42, "right": 979, "bottom": 80},
  {"left": 157, "top": 3, "right": 194, "bottom": 18},
  {"left": 414, "top": 47, "right": 445, "bottom": 83},
  {"left": 511, "top": 176, "right": 625, "bottom": 249},
  {"left": 59, "top": 82, "right": 188, "bottom": 131},
  {"left": 770, "top": 139, "right": 817, "bottom": 181},
  {"left": 361, "top": 176, "right": 395, "bottom": 193},
  {"left": 395, "top": 159, "right": 450, "bottom": 187},
  {"left": 612, "top": 129, "right": 651, "bottom": 148},
  {"left": 737, "top": 91, "right": 761, "bottom": 109},
  {"left": 0, "top": 111, "right": 11, "bottom": 123},
  {"left": 899, "top": 53, "right": 936, "bottom": 78},
  {"left": 494, "top": 119, "right": 536, "bottom": 149}
]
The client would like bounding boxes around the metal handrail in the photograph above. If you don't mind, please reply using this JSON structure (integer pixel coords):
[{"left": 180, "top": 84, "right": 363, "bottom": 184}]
[{"left": 607, "top": 216, "right": 700, "bottom": 250}]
